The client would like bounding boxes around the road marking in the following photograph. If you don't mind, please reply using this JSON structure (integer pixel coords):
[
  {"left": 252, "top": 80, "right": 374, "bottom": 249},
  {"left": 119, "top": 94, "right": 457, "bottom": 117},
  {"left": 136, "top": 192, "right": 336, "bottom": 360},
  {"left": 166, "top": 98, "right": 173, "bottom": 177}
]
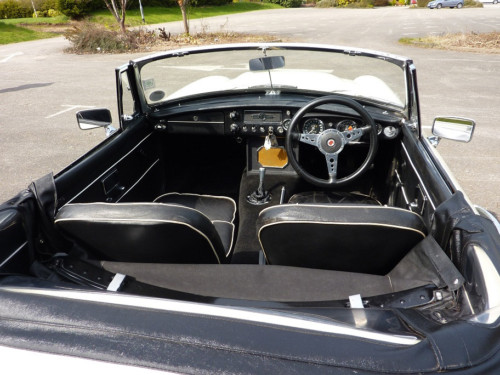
[
  {"left": 0, "top": 52, "right": 23, "bottom": 63},
  {"left": 46, "top": 105, "right": 95, "bottom": 119}
]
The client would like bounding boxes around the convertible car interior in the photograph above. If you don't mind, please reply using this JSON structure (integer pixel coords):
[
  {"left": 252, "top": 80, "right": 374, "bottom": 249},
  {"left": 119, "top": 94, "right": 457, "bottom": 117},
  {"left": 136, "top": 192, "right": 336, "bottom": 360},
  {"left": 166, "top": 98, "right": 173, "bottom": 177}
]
[
  {"left": 2, "top": 44, "right": 500, "bottom": 373},
  {"left": 2, "top": 44, "right": 499, "bottom": 318},
  {"left": 16, "top": 91, "right": 479, "bottom": 307}
]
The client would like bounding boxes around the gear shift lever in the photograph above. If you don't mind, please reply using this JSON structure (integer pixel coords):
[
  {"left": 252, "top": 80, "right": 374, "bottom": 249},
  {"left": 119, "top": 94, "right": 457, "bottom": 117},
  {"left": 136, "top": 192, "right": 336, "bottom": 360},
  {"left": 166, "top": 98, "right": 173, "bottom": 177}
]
[{"left": 247, "top": 167, "right": 272, "bottom": 205}]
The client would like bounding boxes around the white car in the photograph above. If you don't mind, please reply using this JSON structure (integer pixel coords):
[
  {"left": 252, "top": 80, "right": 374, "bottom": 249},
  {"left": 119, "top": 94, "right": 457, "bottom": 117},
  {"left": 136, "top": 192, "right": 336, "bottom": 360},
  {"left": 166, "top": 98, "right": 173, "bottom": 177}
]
[{"left": 428, "top": 0, "right": 464, "bottom": 8}]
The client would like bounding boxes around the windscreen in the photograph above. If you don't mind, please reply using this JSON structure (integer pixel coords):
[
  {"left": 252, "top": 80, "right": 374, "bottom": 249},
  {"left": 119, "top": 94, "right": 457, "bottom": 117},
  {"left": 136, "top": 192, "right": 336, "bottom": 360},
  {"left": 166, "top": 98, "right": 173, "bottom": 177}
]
[{"left": 139, "top": 47, "right": 407, "bottom": 108}]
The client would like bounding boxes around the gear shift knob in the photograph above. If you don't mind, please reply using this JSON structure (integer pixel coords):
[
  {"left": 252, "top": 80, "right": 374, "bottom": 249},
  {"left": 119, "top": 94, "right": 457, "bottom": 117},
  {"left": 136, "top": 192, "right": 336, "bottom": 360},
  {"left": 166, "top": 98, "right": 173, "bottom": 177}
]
[
  {"left": 257, "top": 167, "right": 266, "bottom": 196},
  {"left": 247, "top": 167, "right": 272, "bottom": 205}
]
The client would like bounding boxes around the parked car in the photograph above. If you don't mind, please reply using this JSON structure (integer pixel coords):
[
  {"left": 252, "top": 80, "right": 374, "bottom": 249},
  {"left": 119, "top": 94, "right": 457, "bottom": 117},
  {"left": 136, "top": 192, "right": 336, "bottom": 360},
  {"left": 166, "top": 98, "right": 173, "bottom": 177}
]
[
  {"left": 1, "top": 43, "right": 499, "bottom": 374},
  {"left": 428, "top": 0, "right": 464, "bottom": 7}
]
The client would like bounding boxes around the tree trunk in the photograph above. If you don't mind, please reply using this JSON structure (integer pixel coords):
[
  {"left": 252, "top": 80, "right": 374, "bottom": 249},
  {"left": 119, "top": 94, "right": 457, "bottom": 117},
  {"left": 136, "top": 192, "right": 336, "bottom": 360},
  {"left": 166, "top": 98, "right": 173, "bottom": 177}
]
[
  {"left": 120, "top": 0, "right": 127, "bottom": 34},
  {"left": 103, "top": 0, "right": 127, "bottom": 33},
  {"left": 120, "top": 18, "right": 126, "bottom": 33},
  {"left": 181, "top": 7, "right": 189, "bottom": 35},
  {"left": 177, "top": 0, "right": 190, "bottom": 35}
]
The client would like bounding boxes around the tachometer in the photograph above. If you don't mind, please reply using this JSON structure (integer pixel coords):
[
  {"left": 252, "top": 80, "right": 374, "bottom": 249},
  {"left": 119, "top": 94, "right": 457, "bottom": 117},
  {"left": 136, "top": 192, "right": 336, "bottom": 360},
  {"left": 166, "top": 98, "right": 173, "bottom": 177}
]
[
  {"left": 303, "top": 118, "right": 325, "bottom": 134},
  {"left": 336, "top": 119, "right": 358, "bottom": 132}
]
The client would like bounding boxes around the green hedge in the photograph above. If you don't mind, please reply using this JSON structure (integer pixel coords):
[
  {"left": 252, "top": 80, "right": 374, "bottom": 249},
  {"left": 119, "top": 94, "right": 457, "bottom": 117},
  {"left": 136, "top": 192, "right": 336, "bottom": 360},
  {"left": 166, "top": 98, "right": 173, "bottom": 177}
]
[
  {"left": 0, "top": 0, "right": 33, "bottom": 18},
  {"left": 56, "top": 0, "right": 103, "bottom": 19},
  {"left": 264, "top": 0, "right": 302, "bottom": 7},
  {"left": 127, "top": 0, "right": 177, "bottom": 7},
  {"left": 1, "top": 0, "right": 253, "bottom": 20},
  {"left": 191, "top": 0, "right": 234, "bottom": 6},
  {"left": 317, "top": 0, "right": 377, "bottom": 6}
]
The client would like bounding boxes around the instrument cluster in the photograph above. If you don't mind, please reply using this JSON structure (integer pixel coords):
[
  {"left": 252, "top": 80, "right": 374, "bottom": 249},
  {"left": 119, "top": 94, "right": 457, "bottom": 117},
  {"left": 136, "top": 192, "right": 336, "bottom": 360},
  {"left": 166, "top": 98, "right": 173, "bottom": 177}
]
[
  {"left": 299, "top": 117, "right": 399, "bottom": 139},
  {"left": 301, "top": 118, "right": 361, "bottom": 134},
  {"left": 225, "top": 110, "right": 400, "bottom": 140}
]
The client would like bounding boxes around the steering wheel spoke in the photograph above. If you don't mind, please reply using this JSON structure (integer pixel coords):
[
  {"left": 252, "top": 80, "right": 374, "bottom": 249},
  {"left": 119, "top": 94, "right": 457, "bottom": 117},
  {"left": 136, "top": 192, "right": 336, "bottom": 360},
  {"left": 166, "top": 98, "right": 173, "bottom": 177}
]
[
  {"left": 325, "top": 153, "right": 338, "bottom": 183},
  {"left": 299, "top": 133, "right": 320, "bottom": 147},
  {"left": 342, "top": 128, "right": 363, "bottom": 143}
]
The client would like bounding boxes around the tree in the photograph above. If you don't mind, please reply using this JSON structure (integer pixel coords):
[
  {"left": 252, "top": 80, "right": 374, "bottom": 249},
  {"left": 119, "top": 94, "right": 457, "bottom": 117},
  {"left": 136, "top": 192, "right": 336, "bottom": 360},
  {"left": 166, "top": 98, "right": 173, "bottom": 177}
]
[
  {"left": 177, "top": 0, "right": 190, "bottom": 35},
  {"left": 103, "top": 0, "right": 128, "bottom": 33}
]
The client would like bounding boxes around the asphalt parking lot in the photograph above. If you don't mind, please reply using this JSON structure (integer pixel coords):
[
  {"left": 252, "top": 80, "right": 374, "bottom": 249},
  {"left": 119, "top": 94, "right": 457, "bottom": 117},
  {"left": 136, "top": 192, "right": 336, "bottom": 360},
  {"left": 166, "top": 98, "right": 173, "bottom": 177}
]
[{"left": 0, "top": 6, "right": 499, "bottom": 213}]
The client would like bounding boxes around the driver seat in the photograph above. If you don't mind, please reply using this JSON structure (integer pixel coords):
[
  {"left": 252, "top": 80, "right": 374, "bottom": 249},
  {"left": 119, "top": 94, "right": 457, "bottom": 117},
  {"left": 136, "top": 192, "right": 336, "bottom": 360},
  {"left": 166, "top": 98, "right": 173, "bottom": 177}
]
[{"left": 257, "top": 204, "right": 426, "bottom": 275}]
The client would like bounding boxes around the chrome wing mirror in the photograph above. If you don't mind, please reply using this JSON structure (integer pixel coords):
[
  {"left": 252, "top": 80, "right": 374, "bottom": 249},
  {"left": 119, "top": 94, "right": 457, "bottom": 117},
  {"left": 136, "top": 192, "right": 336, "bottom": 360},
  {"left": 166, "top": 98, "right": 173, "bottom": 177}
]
[
  {"left": 428, "top": 117, "right": 475, "bottom": 147},
  {"left": 76, "top": 108, "right": 117, "bottom": 137}
]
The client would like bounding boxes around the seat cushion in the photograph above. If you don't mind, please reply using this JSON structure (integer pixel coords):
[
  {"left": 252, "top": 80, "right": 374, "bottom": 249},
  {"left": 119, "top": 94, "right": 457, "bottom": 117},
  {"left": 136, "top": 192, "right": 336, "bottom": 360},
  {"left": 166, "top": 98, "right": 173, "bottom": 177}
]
[
  {"left": 155, "top": 193, "right": 236, "bottom": 222},
  {"left": 155, "top": 193, "right": 236, "bottom": 256},
  {"left": 55, "top": 203, "right": 227, "bottom": 264},
  {"left": 257, "top": 204, "right": 427, "bottom": 275},
  {"left": 288, "top": 191, "right": 381, "bottom": 205}
]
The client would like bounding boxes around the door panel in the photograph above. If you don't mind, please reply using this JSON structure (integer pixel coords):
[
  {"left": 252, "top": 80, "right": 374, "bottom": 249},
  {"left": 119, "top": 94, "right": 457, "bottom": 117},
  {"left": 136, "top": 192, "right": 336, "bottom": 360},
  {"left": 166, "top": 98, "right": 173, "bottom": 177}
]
[{"left": 55, "top": 119, "right": 163, "bottom": 206}]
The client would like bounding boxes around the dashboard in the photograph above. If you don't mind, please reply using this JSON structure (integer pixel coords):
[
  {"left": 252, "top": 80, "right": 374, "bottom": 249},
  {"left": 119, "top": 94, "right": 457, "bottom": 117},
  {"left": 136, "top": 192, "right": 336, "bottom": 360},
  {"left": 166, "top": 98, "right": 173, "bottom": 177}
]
[
  {"left": 160, "top": 108, "right": 402, "bottom": 140},
  {"left": 228, "top": 110, "right": 400, "bottom": 140}
]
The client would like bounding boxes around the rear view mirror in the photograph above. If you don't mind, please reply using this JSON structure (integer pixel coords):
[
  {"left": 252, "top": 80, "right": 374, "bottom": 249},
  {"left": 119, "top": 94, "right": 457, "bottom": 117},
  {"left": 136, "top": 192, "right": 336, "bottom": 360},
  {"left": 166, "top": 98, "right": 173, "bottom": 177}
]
[
  {"left": 431, "top": 117, "right": 475, "bottom": 145},
  {"left": 77, "top": 108, "right": 112, "bottom": 130},
  {"left": 249, "top": 56, "right": 285, "bottom": 71}
]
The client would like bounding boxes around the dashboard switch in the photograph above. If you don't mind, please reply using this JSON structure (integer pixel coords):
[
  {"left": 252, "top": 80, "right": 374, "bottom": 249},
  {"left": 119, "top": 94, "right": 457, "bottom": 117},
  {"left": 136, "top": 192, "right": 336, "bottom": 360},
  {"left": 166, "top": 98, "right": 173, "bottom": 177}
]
[{"left": 230, "top": 123, "right": 239, "bottom": 134}]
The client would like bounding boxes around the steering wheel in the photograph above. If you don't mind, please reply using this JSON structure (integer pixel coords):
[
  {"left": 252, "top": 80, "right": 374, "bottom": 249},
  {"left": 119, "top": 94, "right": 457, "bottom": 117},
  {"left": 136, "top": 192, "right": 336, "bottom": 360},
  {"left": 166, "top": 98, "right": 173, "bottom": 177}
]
[{"left": 285, "top": 95, "right": 378, "bottom": 187}]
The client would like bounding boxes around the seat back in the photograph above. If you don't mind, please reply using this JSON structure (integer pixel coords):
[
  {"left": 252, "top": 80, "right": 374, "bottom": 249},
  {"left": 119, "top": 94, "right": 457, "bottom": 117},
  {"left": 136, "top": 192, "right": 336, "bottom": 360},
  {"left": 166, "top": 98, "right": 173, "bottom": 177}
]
[
  {"left": 257, "top": 204, "right": 427, "bottom": 275},
  {"left": 55, "top": 203, "right": 227, "bottom": 264}
]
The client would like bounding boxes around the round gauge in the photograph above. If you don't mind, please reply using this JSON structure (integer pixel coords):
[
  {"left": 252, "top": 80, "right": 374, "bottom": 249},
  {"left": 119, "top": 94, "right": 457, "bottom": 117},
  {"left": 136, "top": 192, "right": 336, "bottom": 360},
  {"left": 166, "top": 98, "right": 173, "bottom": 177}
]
[
  {"left": 383, "top": 125, "right": 399, "bottom": 139},
  {"left": 336, "top": 119, "right": 358, "bottom": 132},
  {"left": 377, "top": 123, "right": 383, "bottom": 135},
  {"left": 303, "top": 118, "right": 325, "bottom": 134}
]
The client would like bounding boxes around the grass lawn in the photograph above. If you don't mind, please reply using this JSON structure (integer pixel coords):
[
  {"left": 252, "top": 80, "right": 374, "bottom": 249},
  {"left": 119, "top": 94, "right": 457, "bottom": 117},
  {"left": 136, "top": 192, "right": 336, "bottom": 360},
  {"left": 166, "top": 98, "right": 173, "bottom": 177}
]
[
  {"left": 0, "top": 22, "right": 60, "bottom": 44},
  {"left": 0, "top": 3, "right": 281, "bottom": 45},
  {"left": 91, "top": 3, "right": 281, "bottom": 27},
  {"left": 0, "top": 15, "right": 69, "bottom": 25}
]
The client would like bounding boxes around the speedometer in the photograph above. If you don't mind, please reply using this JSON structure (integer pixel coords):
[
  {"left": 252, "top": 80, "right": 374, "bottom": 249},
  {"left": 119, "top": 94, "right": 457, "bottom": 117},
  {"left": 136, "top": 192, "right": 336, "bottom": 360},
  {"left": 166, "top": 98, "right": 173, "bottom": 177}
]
[
  {"left": 303, "top": 118, "right": 324, "bottom": 134},
  {"left": 336, "top": 119, "right": 358, "bottom": 132}
]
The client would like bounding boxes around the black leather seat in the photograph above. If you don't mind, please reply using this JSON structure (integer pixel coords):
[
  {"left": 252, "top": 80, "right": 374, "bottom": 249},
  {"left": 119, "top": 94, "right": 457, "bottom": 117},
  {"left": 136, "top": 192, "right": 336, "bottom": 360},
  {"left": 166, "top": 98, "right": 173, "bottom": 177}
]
[
  {"left": 257, "top": 204, "right": 427, "bottom": 275},
  {"left": 154, "top": 192, "right": 236, "bottom": 253},
  {"left": 55, "top": 194, "right": 236, "bottom": 264},
  {"left": 288, "top": 191, "right": 381, "bottom": 205}
]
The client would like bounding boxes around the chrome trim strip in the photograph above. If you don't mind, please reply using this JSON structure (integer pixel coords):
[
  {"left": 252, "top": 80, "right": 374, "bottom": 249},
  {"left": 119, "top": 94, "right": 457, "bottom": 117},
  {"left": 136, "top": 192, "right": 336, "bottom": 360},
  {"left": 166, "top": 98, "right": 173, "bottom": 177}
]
[
  {"left": 117, "top": 158, "right": 160, "bottom": 202},
  {"left": 420, "top": 137, "right": 476, "bottom": 212},
  {"left": 394, "top": 169, "right": 411, "bottom": 208},
  {"left": 0, "top": 241, "right": 27, "bottom": 269},
  {"left": 400, "top": 142, "right": 436, "bottom": 211},
  {"left": 468, "top": 245, "right": 500, "bottom": 324},
  {"left": 1, "top": 287, "right": 420, "bottom": 346},
  {"left": 66, "top": 133, "right": 153, "bottom": 205},
  {"left": 475, "top": 205, "right": 500, "bottom": 234},
  {"left": 168, "top": 121, "right": 224, "bottom": 124}
]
